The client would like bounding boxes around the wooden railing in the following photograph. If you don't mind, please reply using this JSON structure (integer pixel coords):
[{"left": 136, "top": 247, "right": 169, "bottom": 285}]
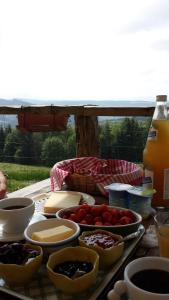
[{"left": 0, "top": 105, "right": 154, "bottom": 157}]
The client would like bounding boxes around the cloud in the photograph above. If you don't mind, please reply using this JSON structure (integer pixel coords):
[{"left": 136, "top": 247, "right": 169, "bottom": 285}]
[
  {"left": 123, "top": 0, "right": 169, "bottom": 33},
  {"left": 152, "top": 38, "right": 169, "bottom": 51}
]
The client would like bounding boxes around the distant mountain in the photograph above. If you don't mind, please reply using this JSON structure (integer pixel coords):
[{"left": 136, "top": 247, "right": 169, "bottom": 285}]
[
  {"left": 0, "top": 98, "right": 33, "bottom": 127},
  {"left": 0, "top": 98, "right": 156, "bottom": 107},
  {"left": 19, "top": 98, "right": 155, "bottom": 107},
  {"left": 0, "top": 98, "right": 33, "bottom": 106}
]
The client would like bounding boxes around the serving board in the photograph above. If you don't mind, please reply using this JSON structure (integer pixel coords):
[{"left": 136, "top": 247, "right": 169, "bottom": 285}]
[{"left": 0, "top": 225, "right": 145, "bottom": 300}]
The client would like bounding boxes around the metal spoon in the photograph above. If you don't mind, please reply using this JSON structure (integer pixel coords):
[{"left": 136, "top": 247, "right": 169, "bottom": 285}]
[{"left": 114, "top": 230, "right": 141, "bottom": 245}]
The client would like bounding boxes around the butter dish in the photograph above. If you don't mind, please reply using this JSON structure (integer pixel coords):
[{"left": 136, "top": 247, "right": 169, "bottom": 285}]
[{"left": 24, "top": 218, "right": 80, "bottom": 248}]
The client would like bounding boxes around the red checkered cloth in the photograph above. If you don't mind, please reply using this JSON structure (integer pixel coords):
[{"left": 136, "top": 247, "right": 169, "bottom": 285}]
[{"left": 50, "top": 157, "right": 143, "bottom": 196}]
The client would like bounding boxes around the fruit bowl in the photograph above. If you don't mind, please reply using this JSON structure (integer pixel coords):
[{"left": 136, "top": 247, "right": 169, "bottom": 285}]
[{"left": 56, "top": 204, "right": 142, "bottom": 236}]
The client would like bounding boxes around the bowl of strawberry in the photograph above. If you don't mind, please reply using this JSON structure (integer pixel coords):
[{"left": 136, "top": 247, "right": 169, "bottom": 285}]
[{"left": 56, "top": 204, "right": 142, "bottom": 236}]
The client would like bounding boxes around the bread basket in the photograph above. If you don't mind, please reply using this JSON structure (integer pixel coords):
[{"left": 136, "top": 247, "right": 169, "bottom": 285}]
[{"left": 65, "top": 173, "right": 101, "bottom": 195}]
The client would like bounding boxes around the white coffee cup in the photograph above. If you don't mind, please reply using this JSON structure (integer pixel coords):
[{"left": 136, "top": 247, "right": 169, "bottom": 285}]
[
  {"left": 0, "top": 197, "right": 35, "bottom": 234},
  {"left": 107, "top": 256, "right": 169, "bottom": 300}
]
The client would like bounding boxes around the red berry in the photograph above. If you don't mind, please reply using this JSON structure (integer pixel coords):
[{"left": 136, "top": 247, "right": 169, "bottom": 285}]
[
  {"left": 76, "top": 208, "right": 87, "bottom": 220},
  {"left": 100, "top": 204, "right": 108, "bottom": 212},
  {"left": 94, "top": 216, "right": 102, "bottom": 223},
  {"left": 95, "top": 221, "right": 103, "bottom": 226},
  {"left": 102, "top": 211, "right": 112, "bottom": 222},
  {"left": 80, "top": 219, "right": 88, "bottom": 224},
  {"left": 123, "top": 210, "right": 135, "bottom": 221},
  {"left": 110, "top": 208, "right": 120, "bottom": 219},
  {"left": 81, "top": 203, "right": 91, "bottom": 212},
  {"left": 119, "top": 216, "right": 131, "bottom": 225},
  {"left": 84, "top": 214, "right": 93, "bottom": 225},
  {"left": 111, "top": 217, "right": 118, "bottom": 225},
  {"left": 69, "top": 213, "right": 78, "bottom": 222},
  {"left": 103, "top": 222, "right": 112, "bottom": 226},
  {"left": 91, "top": 206, "right": 102, "bottom": 216}
]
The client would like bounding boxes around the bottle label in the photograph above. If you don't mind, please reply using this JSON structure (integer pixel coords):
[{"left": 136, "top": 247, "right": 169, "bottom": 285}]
[
  {"left": 163, "top": 169, "right": 169, "bottom": 199},
  {"left": 143, "top": 169, "right": 153, "bottom": 189},
  {"left": 147, "top": 126, "right": 158, "bottom": 141}
]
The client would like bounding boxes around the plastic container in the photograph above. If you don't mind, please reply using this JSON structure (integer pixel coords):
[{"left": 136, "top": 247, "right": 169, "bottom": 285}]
[
  {"left": 143, "top": 95, "right": 169, "bottom": 207},
  {"left": 127, "top": 186, "right": 153, "bottom": 219},
  {"left": 104, "top": 183, "right": 132, "bottom": 208}
]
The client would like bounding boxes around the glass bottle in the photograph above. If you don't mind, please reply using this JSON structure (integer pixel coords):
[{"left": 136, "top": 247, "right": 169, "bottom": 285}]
[{"left": 143, "top": 95, "right": 169, "bottom": 207}]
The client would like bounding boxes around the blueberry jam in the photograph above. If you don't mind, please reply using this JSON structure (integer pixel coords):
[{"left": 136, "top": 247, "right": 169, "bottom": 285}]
[{"left": 53, "top": 261, "right": 93, "bottom": 278}]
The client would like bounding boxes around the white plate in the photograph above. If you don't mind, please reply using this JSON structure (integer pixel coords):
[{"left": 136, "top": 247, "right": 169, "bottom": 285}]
[
  {"left": 32, "top": 191, "right": 95, "bottom": 216},
  {"left": 0, "top": 214, "right": 46, "bottom": 242}
]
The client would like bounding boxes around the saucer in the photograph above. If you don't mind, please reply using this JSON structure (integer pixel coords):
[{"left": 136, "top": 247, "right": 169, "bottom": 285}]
[{"left": 0, "top": 214, "right": 46, "bottom": 242}]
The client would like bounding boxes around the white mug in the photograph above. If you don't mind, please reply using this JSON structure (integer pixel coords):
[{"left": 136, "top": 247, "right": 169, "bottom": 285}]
[
  {"left": 0, "top": 197, "right": 35, "bottom": 234},
  {"left": 107, "top": 256, "right": 169, "bottom": 300}
]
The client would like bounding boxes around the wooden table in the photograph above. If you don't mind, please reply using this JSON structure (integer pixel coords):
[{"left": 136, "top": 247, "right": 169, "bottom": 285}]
[{"left": 6, "top": 179, "right": 159, "bottom": 300}]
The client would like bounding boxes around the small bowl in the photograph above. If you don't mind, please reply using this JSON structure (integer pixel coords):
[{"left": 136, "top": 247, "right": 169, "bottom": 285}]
[
  {"left": 56, "top": 205, "right": 142, "bottom": 236},
  {"left": 24, "top": 218, "right": 80, "bottom": 248},
  {"left": 0, "top": 243, "right": 43, "bottom": 286},
  {"left": 78, "top": 229, "right": 124, "bottom": 269},
  {"left": 46, "top": 246, "right": 99, "bottom": 294}
]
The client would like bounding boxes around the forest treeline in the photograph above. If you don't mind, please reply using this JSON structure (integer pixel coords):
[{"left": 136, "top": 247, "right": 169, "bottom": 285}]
[{"left": 0, "top": 117, "right": 151, "bottom": 167}]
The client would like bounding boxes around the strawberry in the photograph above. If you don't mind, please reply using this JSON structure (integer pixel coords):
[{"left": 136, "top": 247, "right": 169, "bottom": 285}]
[
  {"left": 90, "top": 206, "right": 102, "bottom": 216},
  {"left": 80, "top": 219, "right": 88, "bottom": 224},
  {"left": 119, "top": 216, "right": 132, "bottom": 225},
  {"left": 84, "top": 214, "right": 93, "bottom": 225},
  {"left": 95, "top": 221, "right": 103, "bottom": 226},
  {"left": 102, "top": 211, "right": 112, "bottom": 222},
  {"left": 76, "top": 208, "right": 87, "bottom": 221}
]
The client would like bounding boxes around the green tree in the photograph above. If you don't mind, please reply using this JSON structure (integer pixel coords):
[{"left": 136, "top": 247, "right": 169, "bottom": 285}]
[
  {"left": 14, "top": 148, "right": 25, "bottom": 164},
  {"left": 3, "top": 130, "right": 18, "bottom": 162},
  {"left": 32, "top": 132, "right": 45, "bottom": 165},
  {"left": 100, "top": 121, "right": 115, "bottom": 158},
  {"left": 0, "top": 126, "right": 5, "bottom": 161},
  {"left": 113, "top": 118, "right": 146, "bottom": 162},
  {"left": 3, "top": 129, "right": 34, "bottom": 164},
  {"left": 41, "top": 136, "right": 66, "bottom": 166},
  {"left": 4, "top": 124, "right": 12, "bottom": 135},
  {"left": 66, "top": 134, "right": 76, "bottom": 158}
]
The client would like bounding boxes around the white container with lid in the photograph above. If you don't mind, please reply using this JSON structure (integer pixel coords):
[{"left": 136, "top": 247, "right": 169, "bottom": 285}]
[
  {"left": 127, "top": 186, "right": 155, "bottom": 218},
  {"left": 104, "top": 183, "right": 132, "bottom": 208}
]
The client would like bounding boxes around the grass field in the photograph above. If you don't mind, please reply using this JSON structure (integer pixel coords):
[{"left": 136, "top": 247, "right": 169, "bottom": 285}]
[{"left": 0, "top": 163, "right": 50, "bottom": 193}]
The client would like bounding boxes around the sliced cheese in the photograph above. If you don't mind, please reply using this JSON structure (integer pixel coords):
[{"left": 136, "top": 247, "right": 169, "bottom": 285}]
[
  {"left": 31, "top": 225, "right": 74, "bottom": 242},
  {"left": 44, "top": 191, "right": 82, "bottom": 213}
]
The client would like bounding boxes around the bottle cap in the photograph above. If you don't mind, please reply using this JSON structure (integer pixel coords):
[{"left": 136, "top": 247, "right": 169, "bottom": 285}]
[{"left": 156, "top": 95, "right": 167, "bottom": 102}]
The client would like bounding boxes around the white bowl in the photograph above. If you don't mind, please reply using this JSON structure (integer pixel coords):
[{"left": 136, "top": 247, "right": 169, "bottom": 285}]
[{"left": 24, "top": 218, "right": 80, "bottom": 248}]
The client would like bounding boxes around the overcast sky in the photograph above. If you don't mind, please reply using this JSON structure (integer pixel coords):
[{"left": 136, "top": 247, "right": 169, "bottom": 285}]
[{"left": 0, "top": 0, "right": 169, "bottom": 101}]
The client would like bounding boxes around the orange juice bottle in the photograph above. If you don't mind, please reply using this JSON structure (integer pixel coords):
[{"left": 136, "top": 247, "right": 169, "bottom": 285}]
[{"left": 143, "top": 95, "right": 169, "bottom": 207}]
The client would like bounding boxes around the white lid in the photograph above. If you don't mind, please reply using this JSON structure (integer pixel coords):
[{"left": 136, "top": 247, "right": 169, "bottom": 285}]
[
  {"left": 127, "top": 186, "right": 145, "bottom": 196},
  {"left": 104, "top": 183, "right": 132, "bottom": 191},
  {"left": 127, "top": 186, "right": 155, "bottom": 197},
  {"left": 156, "top": 95, "right": 167, "bottom": 102}
]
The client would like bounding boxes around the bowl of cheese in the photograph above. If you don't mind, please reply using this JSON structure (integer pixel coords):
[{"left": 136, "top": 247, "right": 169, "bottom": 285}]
[{"left": 24, "top": 218, "right": 80, "bottom": 249}]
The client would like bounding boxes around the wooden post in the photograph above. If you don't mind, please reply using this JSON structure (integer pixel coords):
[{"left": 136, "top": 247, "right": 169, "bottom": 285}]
[{"left": 75, "top": 115, "right": 100, "bottom": 157}]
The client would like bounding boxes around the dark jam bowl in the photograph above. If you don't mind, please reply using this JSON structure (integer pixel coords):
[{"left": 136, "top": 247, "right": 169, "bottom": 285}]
[{"left": 56, "top": 205, "right": 142, "bottom": 236}]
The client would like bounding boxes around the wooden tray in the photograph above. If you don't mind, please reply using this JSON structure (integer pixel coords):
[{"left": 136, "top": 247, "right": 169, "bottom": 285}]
[{"left": 0, "top": 225, "right": 145, "bottom": 300}]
